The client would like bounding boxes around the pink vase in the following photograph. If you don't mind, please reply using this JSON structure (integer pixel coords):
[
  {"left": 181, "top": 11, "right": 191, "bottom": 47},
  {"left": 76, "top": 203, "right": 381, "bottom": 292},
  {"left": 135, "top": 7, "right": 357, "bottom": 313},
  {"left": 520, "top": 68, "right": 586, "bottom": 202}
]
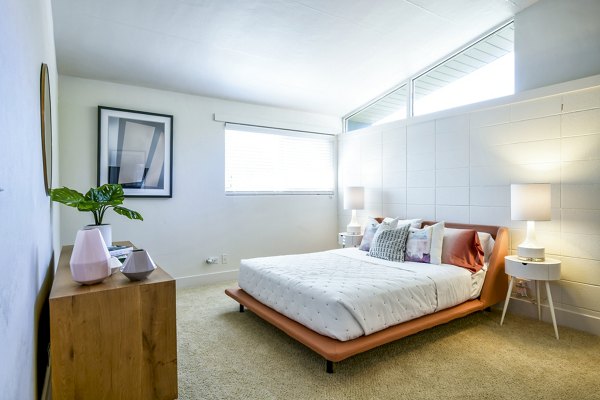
[{"left": 70, "top": 228, "right": 111, "bottom": 285}]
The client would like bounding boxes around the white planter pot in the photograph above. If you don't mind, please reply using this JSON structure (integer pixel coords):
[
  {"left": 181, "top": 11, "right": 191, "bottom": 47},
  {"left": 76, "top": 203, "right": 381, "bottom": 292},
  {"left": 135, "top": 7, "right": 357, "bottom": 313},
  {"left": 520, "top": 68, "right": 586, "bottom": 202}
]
[
  {"left": 70, "top": 228, "right": 111, "bottom": 285},
  {"left": 84, "top": 224, "right": 112, "bottom": 247}
]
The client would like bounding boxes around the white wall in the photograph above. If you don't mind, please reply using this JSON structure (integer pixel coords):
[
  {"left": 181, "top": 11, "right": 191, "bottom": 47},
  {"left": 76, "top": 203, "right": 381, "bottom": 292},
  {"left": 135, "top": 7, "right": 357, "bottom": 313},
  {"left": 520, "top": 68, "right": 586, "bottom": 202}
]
[
  {"left": 0, "top": 0, "right": 58, "bottom": 398},
  {"left": 339, "top": 76, "right": 600, "bottom": 335},
  {"left": 58, "top": 76, "right": 340, "bottom": 285},
  {"left": 515, "top": 0, "right": 600, "bottom": 92}
]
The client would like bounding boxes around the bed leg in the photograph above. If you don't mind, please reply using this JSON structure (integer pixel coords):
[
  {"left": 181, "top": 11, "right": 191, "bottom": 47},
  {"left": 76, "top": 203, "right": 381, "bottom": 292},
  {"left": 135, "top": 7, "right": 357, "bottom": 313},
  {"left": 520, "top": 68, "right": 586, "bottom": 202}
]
[
  {"left": 326, "top": 360, "right": 334, "bottom": 374},
  {"left": 484, "top": 307, "right": 492, "bottom": 312},
  {"left": 239, "top": 304, "right": 245, "bottom": 313}
]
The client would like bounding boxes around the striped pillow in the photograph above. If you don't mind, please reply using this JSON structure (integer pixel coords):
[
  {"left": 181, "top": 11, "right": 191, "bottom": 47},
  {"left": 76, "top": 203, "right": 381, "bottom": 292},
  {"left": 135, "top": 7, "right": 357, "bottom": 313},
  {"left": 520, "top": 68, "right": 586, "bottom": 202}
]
[{"left": 368, "top": 224, "right": 411, "bottom": 262}]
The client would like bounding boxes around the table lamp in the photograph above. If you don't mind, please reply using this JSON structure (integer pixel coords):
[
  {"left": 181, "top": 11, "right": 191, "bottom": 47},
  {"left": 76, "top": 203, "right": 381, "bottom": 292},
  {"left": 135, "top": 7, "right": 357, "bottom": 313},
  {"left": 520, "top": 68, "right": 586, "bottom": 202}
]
[
  {"left": 343, "top": 186, "right": 364, "bottom": 234},
  {"left": 510, "top": 183, "right": 551, "bottom": 261}
]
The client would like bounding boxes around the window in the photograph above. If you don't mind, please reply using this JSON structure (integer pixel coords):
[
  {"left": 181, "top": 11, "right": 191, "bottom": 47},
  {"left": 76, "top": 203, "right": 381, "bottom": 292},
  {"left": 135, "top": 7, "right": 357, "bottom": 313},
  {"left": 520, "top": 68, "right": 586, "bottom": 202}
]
[
  {"left": 224, "top": 123, "right": 335, "bottom": 194},
  {"left": 413, "top": 23, "right": 514, "bottom": 116},
  {"left": 346, "top": 84, "right": 408, "bottom": 132},
  {"left": 343, "top": 21, "right": 514, "bottom": 130}
]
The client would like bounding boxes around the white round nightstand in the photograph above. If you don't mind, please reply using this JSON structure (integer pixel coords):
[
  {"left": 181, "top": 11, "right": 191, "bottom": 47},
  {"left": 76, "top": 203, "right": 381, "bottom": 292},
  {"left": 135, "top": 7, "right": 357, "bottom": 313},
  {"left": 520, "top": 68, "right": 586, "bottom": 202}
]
[
  {"left": 500, "top": 255, "right": 561, "bottom": 339},
  {"left": 338, "top": 232, "right": 363, "bottom": 248}
]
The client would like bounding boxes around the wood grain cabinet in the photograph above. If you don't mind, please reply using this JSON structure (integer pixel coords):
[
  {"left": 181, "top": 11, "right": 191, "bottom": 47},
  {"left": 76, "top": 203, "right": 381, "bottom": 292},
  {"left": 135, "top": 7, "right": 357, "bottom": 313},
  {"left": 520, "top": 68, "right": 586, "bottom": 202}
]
[{"left": 49, "top": 243, "right": 178, "bottom": 399}]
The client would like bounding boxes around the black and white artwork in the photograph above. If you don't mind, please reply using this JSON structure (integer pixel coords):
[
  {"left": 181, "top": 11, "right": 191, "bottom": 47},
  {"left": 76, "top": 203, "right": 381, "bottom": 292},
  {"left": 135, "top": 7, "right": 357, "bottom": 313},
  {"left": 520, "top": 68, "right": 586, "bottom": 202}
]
[{"left": 98, "top": 106, "right": 173, "bottom": 197}]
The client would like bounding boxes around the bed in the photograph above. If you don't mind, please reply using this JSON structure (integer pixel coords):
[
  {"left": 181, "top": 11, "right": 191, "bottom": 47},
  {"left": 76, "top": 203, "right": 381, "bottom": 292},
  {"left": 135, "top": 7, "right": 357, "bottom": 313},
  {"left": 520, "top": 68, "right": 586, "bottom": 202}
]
[{"left": 225, "top": 221, "right": 509, "bottom": 372}]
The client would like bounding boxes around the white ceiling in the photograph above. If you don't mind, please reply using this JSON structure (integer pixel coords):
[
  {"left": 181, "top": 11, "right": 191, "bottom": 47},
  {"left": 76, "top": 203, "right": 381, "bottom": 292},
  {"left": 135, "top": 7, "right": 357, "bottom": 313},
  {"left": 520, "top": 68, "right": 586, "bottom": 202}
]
[{"left": 51, "top": 0, "right": 537, "bottom": 117}]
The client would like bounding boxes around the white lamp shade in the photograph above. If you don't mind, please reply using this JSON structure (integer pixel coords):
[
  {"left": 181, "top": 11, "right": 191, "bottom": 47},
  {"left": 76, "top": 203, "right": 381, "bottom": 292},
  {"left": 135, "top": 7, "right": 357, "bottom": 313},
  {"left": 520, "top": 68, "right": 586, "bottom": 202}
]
[
  {"left": 70, "top": 228, "right": 111, "bottom": 285},
  {"left": 343, "top": 186, "right": 364, "bottom": 210},
  {"left": 511, "top": 183, "right": 551, "bottom": 221}
]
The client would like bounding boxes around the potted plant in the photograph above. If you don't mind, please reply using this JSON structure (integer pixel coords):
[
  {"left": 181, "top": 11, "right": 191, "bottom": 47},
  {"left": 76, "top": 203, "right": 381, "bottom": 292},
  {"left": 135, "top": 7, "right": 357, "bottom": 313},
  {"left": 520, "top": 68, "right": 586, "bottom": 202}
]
[{"left": 50, "top": 184, "right": 143, "bottom": 246}]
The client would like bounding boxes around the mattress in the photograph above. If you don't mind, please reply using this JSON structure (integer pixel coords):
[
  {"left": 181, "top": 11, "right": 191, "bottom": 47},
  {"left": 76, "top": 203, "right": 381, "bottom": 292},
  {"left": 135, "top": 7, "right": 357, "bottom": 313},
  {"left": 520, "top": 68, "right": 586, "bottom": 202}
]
[{"left": 239, "top": 248, "right": 484, "bottom": 341}]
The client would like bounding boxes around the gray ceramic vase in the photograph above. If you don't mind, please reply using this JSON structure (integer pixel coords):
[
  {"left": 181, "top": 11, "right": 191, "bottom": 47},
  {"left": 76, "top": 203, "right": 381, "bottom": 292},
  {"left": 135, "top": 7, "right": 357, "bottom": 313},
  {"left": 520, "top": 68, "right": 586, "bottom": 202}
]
[{"left": 120, "top": 249, "right": 157, "bottom": 281}]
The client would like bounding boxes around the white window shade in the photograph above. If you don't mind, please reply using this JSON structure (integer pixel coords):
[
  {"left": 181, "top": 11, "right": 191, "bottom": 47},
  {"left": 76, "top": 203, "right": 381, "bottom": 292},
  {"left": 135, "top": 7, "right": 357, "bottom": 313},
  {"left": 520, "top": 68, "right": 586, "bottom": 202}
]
[{"left": 225, "top": 123, "right": 335, "bottom": 194}]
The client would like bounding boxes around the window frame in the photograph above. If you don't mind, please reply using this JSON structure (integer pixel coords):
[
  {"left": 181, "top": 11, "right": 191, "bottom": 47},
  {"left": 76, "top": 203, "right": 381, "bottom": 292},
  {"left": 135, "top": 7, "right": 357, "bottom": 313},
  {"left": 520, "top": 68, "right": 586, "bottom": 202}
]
[{"left": 343, "top": 19, "right": 514, "bottom": 132}]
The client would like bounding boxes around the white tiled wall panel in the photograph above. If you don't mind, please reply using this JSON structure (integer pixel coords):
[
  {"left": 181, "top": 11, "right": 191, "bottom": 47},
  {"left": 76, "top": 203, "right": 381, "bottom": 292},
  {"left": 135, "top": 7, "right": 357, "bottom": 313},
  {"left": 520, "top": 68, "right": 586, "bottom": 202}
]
[
  {"left": 559, "top": 256, "right": 600, "bottom": 286},
  {"left": 509, "top": 163, "right": 562, "bottom": 184},
  {"left": 510, "top": 96, "right": 562, "bottom": 121},
  {"left": 561, "top": 184, "right": 600, "bottom": 209},
  {"left": 407, "top": 204, "right": 435, "bottom": 220},
  {"left": 469, "top": 206, "right": 510, "bottom": 227},
  {"left": 470, "top": 105, "right": 510, "bottom": 128},
  {"left": 561, "top": 109, "right": 600, "bottom": 136},
  {"left": 470, "top": 166, "right": 510, "bottom": 186},
  {"left": 436, "top": 187, "right": 469, "bottom": 206},
  {"left": 561, "top": 233, "right": 600, "bottom": 260},
  {"left": 437, "top": 168, "right": 469, "bottom": 187},
  {"left": 338, "top": 83, "right": 600, "bottom": 333},
  {"left": 561, "top": 134, "right": 600, "bottom": 161},
  {"left": 562, "top": 87, "right": 600, "bottom": 113},
  {"left": 407, "top": 187, "right": 435, "bottom": 205},
  {"left": 436, "top": 205, "right": 469, "bottom": 223},
  {"left": 470, "top": 185, "right": 510, "bottom": 207},
  {"left": 436, "top": 146, "right": 469, "bottom": 169},
  {"left": 383, "top": 204, "right": 407, "bottom": 220},
  {"left": 407, "top": 170, "right": 435, "bottom": 187},
  {"left": 560, "top": 281, "right": 600, "bottom": 311},
  {"left": 561, "top": 160, "right": 600, "bottom": 184},
  {"left": 561, "top": 209, "right": 600, "bottom": 235},
  {"left": 435, "top": 115, "right": 469, "bottom": 133}
]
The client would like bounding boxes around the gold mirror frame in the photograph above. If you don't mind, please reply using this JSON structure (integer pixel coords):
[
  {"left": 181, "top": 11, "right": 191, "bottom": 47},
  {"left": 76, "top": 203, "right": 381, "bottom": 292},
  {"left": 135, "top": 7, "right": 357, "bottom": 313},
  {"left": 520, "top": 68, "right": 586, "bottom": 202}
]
[{"left": 40, "top": 63, "right": 52, "bottom": 195}]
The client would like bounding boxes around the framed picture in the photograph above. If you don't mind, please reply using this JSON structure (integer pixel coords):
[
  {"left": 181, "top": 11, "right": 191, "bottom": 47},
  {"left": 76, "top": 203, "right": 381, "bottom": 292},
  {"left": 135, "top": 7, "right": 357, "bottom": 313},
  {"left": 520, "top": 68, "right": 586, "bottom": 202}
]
[
  {"left": 98, "top": 106, "right": 173, "bottom": 197},
  {"left": 40, "top": 63, "right": 52, "bottom": 195}
]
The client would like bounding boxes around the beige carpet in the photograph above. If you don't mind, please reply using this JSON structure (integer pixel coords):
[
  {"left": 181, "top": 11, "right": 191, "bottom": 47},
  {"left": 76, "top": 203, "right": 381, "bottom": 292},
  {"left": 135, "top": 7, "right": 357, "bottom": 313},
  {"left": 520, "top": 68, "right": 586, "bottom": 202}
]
[{"left": 176, "top": 281, "right": 600, "bottom": 400}]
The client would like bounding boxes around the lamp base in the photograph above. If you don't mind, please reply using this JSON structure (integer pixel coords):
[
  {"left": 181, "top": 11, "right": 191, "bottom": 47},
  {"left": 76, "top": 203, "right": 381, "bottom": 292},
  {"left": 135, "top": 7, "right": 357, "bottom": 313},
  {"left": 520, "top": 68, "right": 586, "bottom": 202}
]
[
  {"left": 517, "top": 245, "right": 545, "bottom": 262},
  {"left": 346, "top": 209, "right": 361, "bottom": 234}
]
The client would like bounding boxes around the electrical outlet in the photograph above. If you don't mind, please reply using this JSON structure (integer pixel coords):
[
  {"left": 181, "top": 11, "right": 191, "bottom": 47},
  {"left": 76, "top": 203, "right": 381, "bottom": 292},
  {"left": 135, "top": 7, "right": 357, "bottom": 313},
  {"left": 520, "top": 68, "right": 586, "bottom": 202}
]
[
  {"left": 221, "top": 254, "right": 228, "bottom": 264},
  {"left": 206, "top": 257, "right": 219, "bottom": 264}
]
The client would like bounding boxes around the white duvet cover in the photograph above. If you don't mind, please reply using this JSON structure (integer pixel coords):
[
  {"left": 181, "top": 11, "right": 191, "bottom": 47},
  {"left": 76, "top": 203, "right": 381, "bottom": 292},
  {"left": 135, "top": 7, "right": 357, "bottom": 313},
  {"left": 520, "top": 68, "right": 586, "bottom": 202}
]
[{"left": 239, "top": 248, "right": 482, "bottom": 341}]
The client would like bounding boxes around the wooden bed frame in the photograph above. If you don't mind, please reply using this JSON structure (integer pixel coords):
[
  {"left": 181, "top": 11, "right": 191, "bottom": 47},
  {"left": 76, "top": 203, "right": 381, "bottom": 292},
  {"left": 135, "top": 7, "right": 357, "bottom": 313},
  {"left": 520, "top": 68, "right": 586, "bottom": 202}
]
[{"left": 225, "top": 221, "right": 509, "bottom": 373}]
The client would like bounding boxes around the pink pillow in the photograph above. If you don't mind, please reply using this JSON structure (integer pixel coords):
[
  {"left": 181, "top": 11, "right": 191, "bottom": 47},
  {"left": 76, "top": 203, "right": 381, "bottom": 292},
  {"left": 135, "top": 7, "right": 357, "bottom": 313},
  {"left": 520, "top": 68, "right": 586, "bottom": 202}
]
[{"left": 441, "top": 228, "right": 484, "bottom": 273}]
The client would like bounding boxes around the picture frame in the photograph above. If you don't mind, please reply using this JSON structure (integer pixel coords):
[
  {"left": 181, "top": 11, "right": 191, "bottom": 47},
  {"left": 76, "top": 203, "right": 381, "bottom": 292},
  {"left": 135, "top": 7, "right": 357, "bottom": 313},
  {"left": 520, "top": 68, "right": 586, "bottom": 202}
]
[
  {"left": 40, "top": 63, "right": 52, "bottom": 195},
  {"left": 98, "top": 106, "right": 173, "bottom": 198}
]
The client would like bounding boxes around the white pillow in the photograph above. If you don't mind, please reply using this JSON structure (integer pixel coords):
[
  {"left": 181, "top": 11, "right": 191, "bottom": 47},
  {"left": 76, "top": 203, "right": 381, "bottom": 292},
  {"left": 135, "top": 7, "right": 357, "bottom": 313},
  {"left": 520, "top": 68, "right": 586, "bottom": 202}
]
[
  {"left": 430, "top": 221, "right": 445, "bottom": 264},
  {"left": 405, "top": 221, "right": 444, "bottom": 264},
  {"left": 477, "top": 232, "right": 495, "bottom": 263}
]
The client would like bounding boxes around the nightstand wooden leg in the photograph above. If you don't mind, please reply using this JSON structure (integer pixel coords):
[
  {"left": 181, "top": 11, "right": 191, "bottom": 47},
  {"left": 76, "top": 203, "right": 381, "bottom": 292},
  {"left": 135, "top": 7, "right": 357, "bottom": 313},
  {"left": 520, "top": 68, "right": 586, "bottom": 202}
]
[
  {"left": 545, "top": 281, "right": 559, "bottom": 340},
  {"left": 500, "top": 276, "right": 514, "bottom": 326},
  {"left": 536, "top": 281, "right": 541, "bottom": 320}
]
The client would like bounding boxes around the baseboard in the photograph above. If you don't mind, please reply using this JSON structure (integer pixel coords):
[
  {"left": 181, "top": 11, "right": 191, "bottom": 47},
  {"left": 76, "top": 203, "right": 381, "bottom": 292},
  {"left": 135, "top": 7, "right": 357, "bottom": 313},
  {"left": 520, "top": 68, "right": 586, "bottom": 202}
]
[
  {"left": 504, "top": 297, "right": 600, "bottom": 336},
  {"left": 176, "top": 270, "right": 238, "bottom": 289}
]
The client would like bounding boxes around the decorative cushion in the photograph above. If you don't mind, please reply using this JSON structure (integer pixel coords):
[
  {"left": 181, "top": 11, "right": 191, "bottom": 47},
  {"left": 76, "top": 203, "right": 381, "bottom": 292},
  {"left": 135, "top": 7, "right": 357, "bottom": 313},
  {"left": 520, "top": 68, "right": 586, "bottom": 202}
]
[
  {"left": 368, "top": 224, "right": 411, "bottom": 262},
  {"left": 405, "top": 222, "right": 444, "bottom": 264},
  {"left": 360, "top": 217, "right": 399, "bottom": 249},
  {"left": 441, "top": 228, "right": 485, "bottom": 273},
  {"left": 358, "top": 218, "right": 380, "bottom": 251}
]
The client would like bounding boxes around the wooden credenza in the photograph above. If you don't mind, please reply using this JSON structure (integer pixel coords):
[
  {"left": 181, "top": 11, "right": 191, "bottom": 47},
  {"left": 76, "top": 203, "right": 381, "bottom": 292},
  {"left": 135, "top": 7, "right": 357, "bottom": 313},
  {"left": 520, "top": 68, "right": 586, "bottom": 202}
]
[{"left": 49, "top": 242, "right": 178, "bottom": 399}]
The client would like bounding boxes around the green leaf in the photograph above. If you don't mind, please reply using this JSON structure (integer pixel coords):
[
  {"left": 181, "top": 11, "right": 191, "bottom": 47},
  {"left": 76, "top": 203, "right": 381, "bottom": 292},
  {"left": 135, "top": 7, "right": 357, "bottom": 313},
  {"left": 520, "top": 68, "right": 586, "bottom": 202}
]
[
  {"left": 50, "top": 187, "right": 85, "bottom": 207},
  {"left": 85, "top": 184, "right": 124, "bottom": 205},
  {"left": 113, "top": 206, "right": 143, "bottom": 221},
  {"left": 76, "top": 200, "right": 101, "bottom": 212}
]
